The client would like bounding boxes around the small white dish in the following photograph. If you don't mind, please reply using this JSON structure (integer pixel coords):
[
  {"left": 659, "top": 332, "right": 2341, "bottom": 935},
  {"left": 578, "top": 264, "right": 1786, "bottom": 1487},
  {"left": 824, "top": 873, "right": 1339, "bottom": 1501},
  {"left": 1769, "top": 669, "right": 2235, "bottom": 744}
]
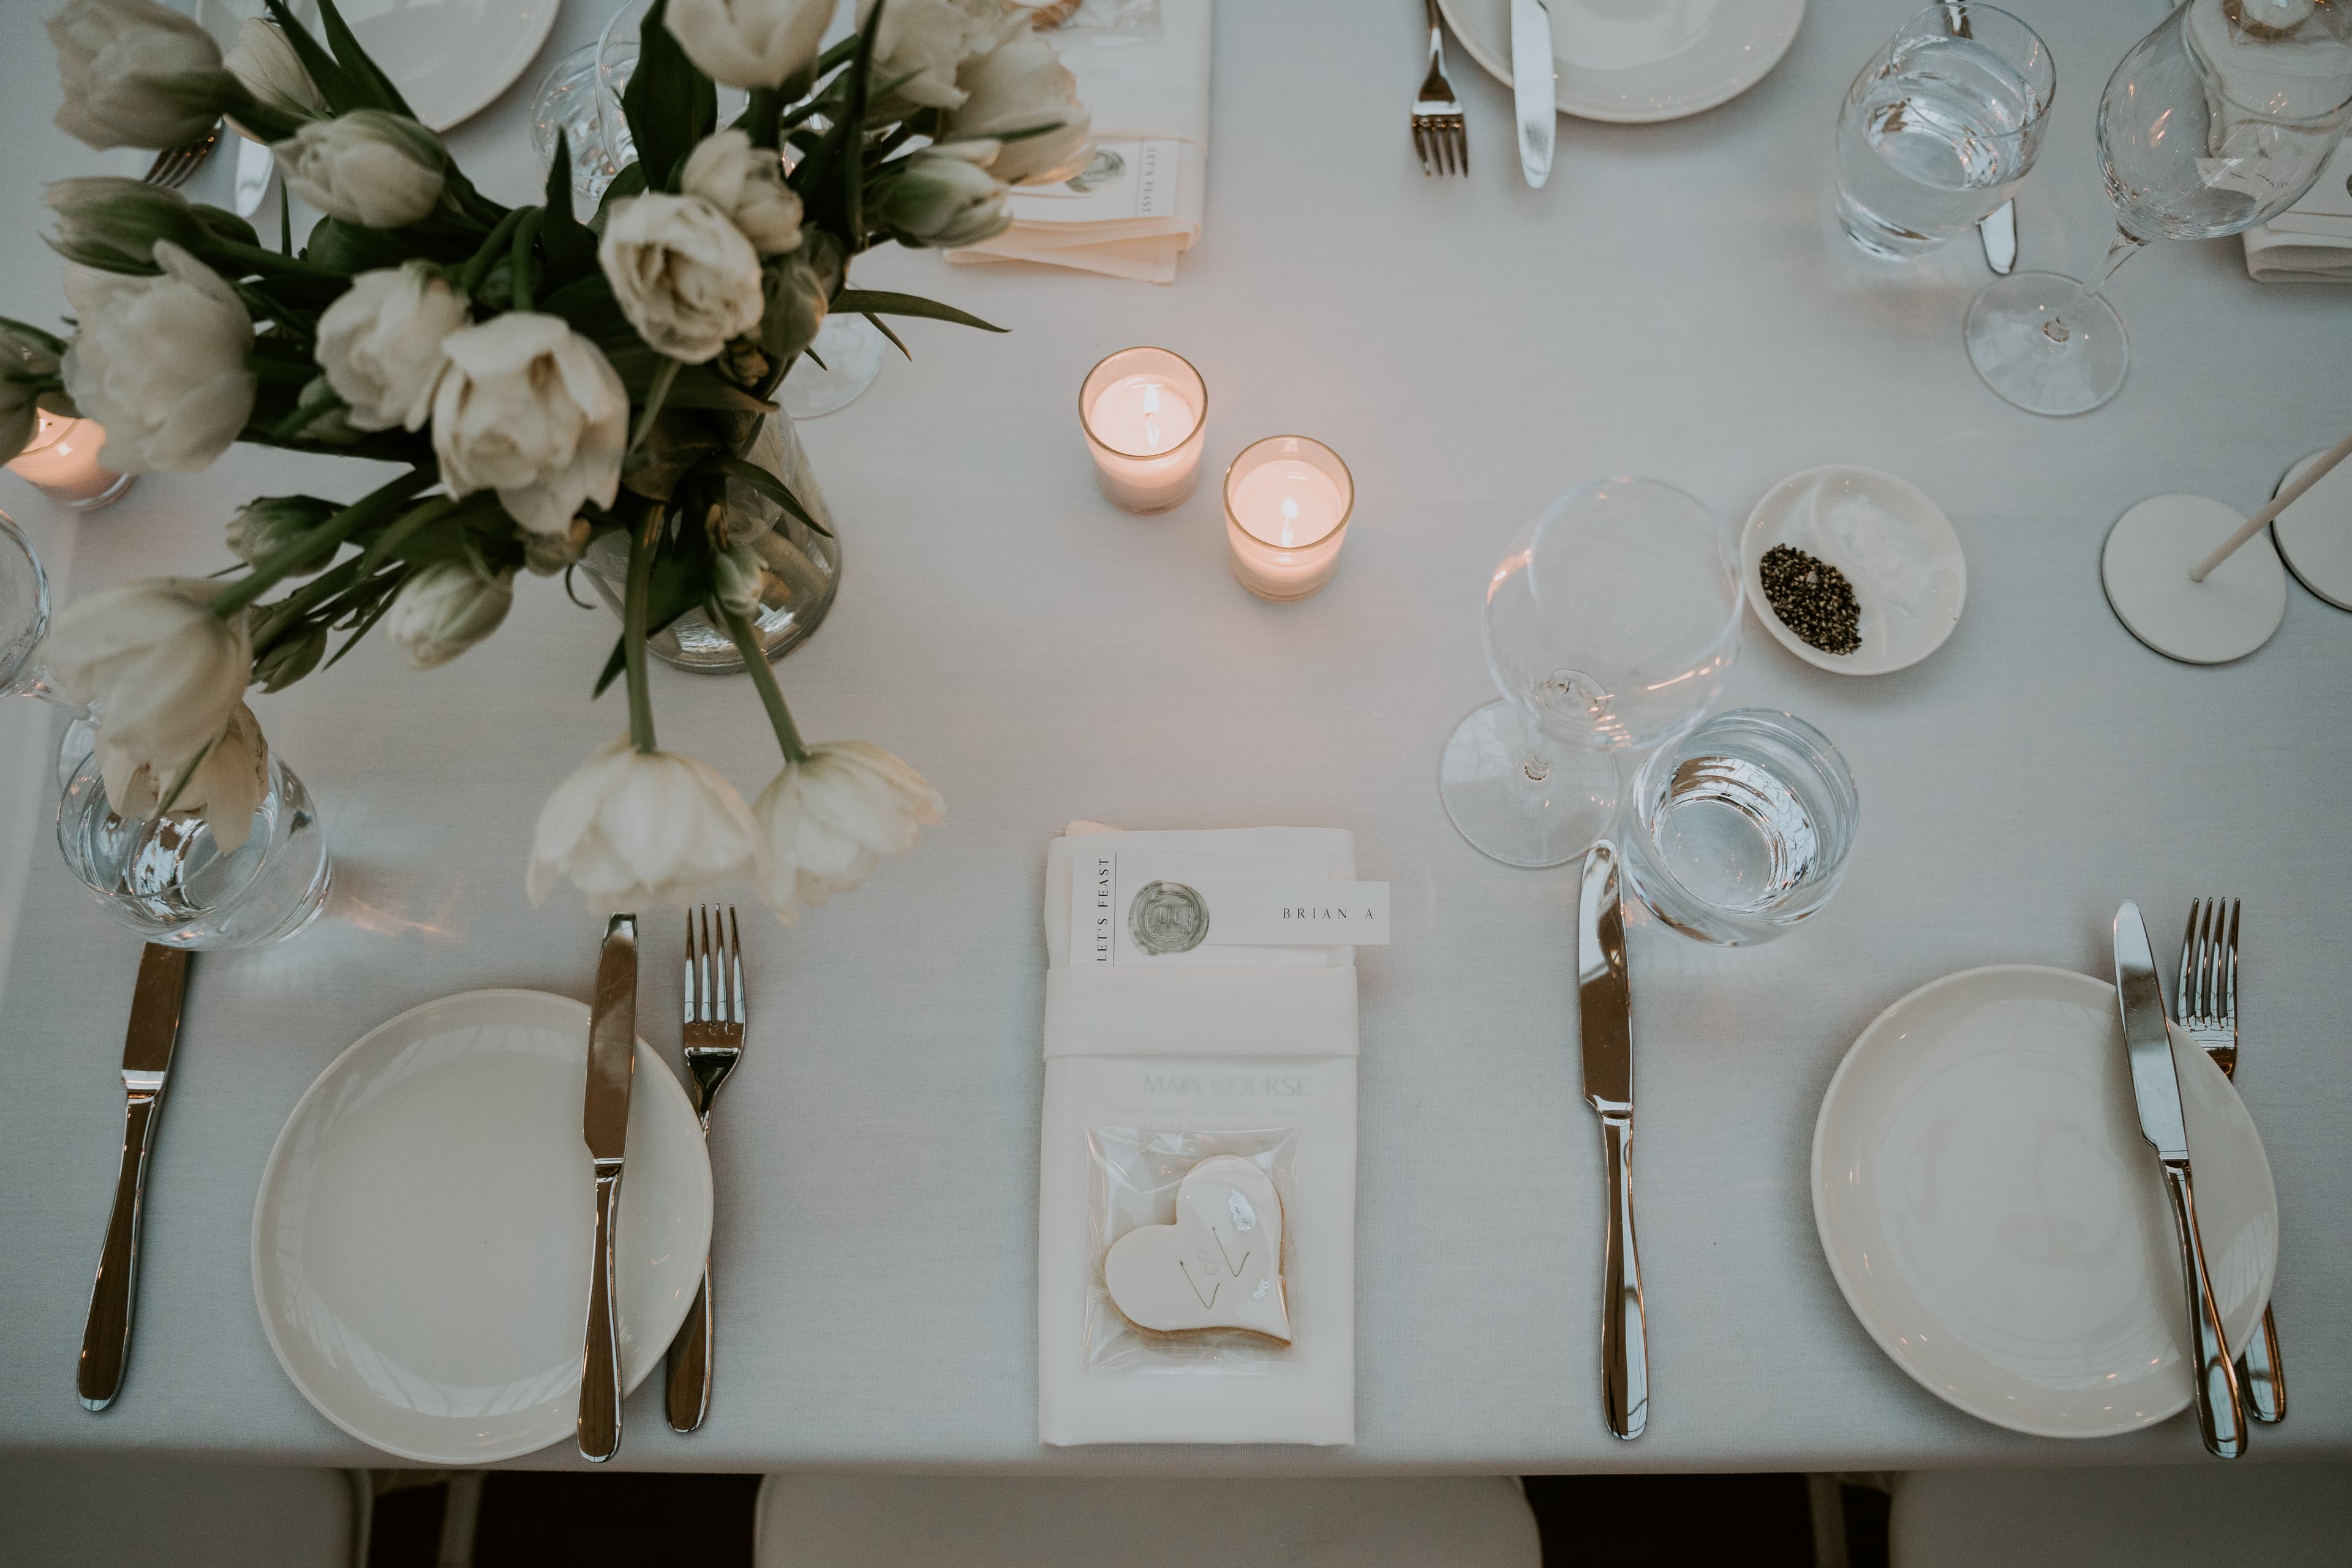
[
  {"left": 1743, "top": 464, "right": 1966, "bottom": 676},
  {"left": 200, "top": 0, "right": 556, "bottom": 132},
  {"left": 1437, "top": 0, "right": 1806, "bottom": 123},
  {"left": 1812, "top": 965, "right": 2277, "bottom": 1440},
  {"left": 2272, "top": 445, "right": 2352, "bottom": 612},
  {"left": 251, "top": 989, "right": 712, "bottom": 1464}
]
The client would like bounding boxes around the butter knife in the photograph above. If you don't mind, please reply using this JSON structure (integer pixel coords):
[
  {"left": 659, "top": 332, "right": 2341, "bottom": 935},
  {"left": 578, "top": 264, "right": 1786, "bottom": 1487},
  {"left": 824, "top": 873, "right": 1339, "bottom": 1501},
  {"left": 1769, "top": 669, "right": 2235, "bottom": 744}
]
[
  {"left": 578, "top": 913, "right": 638, "bottom": 1463},
  {"left": 78, "top": 943, "right": 189, "bottom": 1412},
  {"left": 233, "top": 136, "right": 274, "bottom": 221},
  {"left": 2115, "top": 900, "right": 2245, "bottom": 1458},
  {"left": 1577, "top": 842, "right": 1646, "bottom": 1439},
  {"left": 1511, "top": 0, "right": 1555, "bottom": 188}
]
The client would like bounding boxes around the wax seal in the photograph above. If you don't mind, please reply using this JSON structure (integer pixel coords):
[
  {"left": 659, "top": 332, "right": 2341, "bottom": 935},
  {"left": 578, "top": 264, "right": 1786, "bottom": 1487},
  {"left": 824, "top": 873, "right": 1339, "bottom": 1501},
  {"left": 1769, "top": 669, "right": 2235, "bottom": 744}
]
[{"left": 1128, "top": 880, "right": 1209, "bottom": 955}]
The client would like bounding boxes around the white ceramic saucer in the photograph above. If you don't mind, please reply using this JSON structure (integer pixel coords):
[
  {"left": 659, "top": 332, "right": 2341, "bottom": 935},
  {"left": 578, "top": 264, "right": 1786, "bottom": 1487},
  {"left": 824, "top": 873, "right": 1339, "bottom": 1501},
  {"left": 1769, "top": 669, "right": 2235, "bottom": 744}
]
[
  {"left": 1743, "top": 464, "right": 1966, "bottom": 676},
  {"left": 1437, "top": 0, "right": 1807, "bottom": 123},
  {"left": 199, "top": 0, "right": 556, "bottom": 132},
  {"left": 2273, "top": 446, "right": 2352, "bottom": 612},
  {"left": 251, "top": 990, "right": 712, "bottom": 1464},
  {"left": 1813, "top": 965, "right": 2277, "bottom": 1440}
]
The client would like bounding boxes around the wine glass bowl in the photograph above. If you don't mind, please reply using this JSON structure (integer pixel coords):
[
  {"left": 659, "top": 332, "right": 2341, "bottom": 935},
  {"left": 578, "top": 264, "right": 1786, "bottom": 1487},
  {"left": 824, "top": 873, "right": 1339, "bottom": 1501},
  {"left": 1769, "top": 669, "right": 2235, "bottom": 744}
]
[{"left": 1440, "top": 479, "right": 1742, "bottom": 869}]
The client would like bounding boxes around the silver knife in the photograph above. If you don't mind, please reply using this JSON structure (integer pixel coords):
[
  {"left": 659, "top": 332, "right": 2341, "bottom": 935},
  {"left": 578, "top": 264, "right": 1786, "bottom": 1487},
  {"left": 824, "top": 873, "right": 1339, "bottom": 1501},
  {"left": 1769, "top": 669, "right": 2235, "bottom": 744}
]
[
  {"left": 78, "top": 943, "right": 190, "bottom": 1412},
  {"left": 1978, "top": 198, "right": 2017, "bottom": 274},
  {"left": 233, "top": 137, "right": 275, "bottom": 221},
  {"left": 1577, "top": 842, "right": 1646, "bottom": 1439},
  {"left": 1511, "top": 0, "right": 1555, "bottom": 189},
  {"left": 578, "top": 913, "right": 638, "bottom": 1463},
  {"left": 2115, "top": 901, "right": 2246, "bottom": 1459}
]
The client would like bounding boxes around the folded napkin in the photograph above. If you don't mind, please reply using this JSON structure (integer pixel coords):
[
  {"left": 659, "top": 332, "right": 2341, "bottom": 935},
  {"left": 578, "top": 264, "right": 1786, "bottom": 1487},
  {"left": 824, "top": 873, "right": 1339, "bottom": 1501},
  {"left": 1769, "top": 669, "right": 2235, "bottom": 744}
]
[
  {"left": 2245, "top": 137, "right": 2352, "bottom": 281},
  {"left": 1038, "top": 823, "right": 1358, "bottom": 1446},
  {"left": 950, "top": 0, "right": 1212, "bottom": 284}
]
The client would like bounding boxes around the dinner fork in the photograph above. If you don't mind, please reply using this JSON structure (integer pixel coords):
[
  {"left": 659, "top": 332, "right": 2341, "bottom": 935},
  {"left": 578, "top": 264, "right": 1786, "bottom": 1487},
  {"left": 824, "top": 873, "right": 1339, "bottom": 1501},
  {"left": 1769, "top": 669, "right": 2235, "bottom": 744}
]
[
  {"left": 141, "top": 119, "right": 223, "bottom": 190},
  {"left": 1414, "top": 0, "right": 1468, "bottom": 176},
  {"left": 2179, "top": 897, "right": 2286, "bottom": 1424},
  {"left": 664, "top": 906, "right": 745, "bottom": 1433}
]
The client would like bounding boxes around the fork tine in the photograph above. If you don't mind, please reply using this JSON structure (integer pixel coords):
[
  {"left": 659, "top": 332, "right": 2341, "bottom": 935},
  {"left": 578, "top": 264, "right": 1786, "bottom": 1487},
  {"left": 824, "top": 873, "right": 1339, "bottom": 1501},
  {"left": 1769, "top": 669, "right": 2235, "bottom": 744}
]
[
  {"left": 1455, "top": 124, "right": 1468, "bottom": 177},
  {"left": 1412, "top": 121, "right": 1430, "bottom": 176},
  {"left": 683, "top": 910, "right": 696, "bottom": 1026},
  {"left": 726, "top": 906, "right": 745, "bottom": 1025},
  {"left": 2179, "top": 899, "right": 2199, "bottom": 1021},
  {"left": 2222, "top": 898, "right": 2240, "bottom": 1031}
]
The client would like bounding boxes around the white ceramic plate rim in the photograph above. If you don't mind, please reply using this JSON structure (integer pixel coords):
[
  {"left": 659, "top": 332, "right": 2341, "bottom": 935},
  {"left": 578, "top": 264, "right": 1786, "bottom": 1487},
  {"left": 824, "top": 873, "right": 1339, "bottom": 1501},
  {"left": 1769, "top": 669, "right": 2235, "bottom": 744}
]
[
  {"left": 249, "top": 987, "right": 712, "bottom": 1464},
  {"left": 1743, "top": 463, "right": 1967, "bottom": 676},
  {"left": 1811, "top": 963, "right": 2275, "bottom": 1439},
  {"left": 1435, "top": 0, "right": 1808, "bottom": 123},
  {"left": 203, "top": 0, "right": 554, "bottom": 133}
]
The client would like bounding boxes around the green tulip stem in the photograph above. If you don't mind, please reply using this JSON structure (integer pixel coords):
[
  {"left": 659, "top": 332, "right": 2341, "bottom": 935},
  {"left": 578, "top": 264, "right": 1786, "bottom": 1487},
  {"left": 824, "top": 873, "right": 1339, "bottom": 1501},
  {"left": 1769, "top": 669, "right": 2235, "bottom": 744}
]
[
  {"left": 624, "top": 507, "right": 659, "bottom": 755},
  {"left": 628, "top": 357, "right": 682, "bottom": 458},
  {"left": 456, "top": 208, "right": 526, "bottom": 298},
  {"left": 211, "top": 466, "right": 436, "bottom": 619},
  {"left": 508, "top": 209, "right": 543, "bottom": 311},
  {"left": 251, "top": 556, "right": 366, "bottom": 655},
  {"left": 720, "top": 604, "right": 809, "bottom": 766},
  {"left": 746, "top": 87, "right": 785, "bottom": 150}
]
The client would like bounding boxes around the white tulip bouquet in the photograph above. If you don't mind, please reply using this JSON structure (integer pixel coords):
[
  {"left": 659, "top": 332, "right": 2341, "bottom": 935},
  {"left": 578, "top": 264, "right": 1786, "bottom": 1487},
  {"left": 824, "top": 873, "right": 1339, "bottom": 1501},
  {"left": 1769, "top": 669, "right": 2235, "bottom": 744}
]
[{"left": 9, "top": 0, "right": 1091, "bottom": 918}]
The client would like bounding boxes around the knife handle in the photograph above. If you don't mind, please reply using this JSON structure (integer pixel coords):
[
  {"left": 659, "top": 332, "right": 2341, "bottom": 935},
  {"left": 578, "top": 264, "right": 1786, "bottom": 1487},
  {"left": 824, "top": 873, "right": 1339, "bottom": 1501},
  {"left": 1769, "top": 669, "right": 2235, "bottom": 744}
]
[
  {"left": 2162, "top": 1161, "right": 2246, "bottom": 1457},
  {"left": 1597, "top": 1110, "right": 1648, "bottom": 1440},
  {"left": 79, "top": 1087, "right": 164, "bottom": 1411},
  {"left": 2242, "top": 1303, "right": 2286, "bottom": 1424},
  {"left": 664, "top": 1263, "right": 714, "bottom": 1433},
  {"left": 578, "top": 1165, "right": 625, "bottom": 1461}
]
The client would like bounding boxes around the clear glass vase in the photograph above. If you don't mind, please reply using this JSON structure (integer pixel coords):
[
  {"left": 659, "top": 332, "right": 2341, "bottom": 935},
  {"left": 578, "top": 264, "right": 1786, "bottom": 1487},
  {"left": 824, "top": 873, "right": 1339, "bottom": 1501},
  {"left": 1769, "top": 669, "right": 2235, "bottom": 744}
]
[{"left": 582, "top": 413, "right": 842, "bottom": 672}]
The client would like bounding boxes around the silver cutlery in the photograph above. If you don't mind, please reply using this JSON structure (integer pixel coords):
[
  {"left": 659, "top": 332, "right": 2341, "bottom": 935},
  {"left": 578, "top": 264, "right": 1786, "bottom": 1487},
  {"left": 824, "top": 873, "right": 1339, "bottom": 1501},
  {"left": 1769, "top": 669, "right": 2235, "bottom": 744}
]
[
  {"left": 1414, "top": 0, "right": 1469, "bottom": 176},
  {"left": 140, "top": 119, "right": 223, "bottom": 191},
  {"left": 233, "top": 137, "right": 276, "bottom": 221},
  {"left": 665, "top": 906, "right": 745, "bottom": 1434},
  {"left": 2114, "top": 900, "right": 2245, "bottom": 1458},
  {"left": 578, "top": 913, "right": 638, "bottom": 1463},
  {"left": 1978, "top": 198, "right": 2017, "bottom": 274},
  {"left": 79, "top": 943, "right": 189, "bottom": 1412},
  {"left": 1578, "top": 842, "right": 1647, "bottom": 1439},
  {"left": 2179, "top": 897, "right": 2285, "bottom": 1423},
  {"left": 1510, "top": 0, "right": 1555, "bottom": 188}
]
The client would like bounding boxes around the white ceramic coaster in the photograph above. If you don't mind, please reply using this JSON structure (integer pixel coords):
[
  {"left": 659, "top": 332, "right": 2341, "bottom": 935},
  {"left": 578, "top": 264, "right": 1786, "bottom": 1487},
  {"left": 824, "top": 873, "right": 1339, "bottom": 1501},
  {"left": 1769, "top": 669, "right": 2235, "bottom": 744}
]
[
  {"left": 2101, "top": 494, "right": 2287, "bottom": 665},
  {"left": 1104, "top": 1155, "right": 1291, "bottom": 1342},
  {"left": 2273, "top": 447, "right": 2352, "bottom": 611}
]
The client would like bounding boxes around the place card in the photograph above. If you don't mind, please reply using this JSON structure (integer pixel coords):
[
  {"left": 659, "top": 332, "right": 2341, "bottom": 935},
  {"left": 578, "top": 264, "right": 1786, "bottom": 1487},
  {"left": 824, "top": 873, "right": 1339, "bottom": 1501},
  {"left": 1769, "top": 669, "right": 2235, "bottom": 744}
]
[{"left": 1071, "top": 850, "right": 1389, "bottom": 965}]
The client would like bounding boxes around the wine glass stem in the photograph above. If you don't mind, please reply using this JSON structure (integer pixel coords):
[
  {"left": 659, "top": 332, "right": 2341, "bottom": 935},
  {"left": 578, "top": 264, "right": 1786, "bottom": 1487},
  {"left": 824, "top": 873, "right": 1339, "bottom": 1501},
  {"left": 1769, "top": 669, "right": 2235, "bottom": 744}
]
[{"left": 2043, "top": 229, "right": 2146, "bottom": 345}]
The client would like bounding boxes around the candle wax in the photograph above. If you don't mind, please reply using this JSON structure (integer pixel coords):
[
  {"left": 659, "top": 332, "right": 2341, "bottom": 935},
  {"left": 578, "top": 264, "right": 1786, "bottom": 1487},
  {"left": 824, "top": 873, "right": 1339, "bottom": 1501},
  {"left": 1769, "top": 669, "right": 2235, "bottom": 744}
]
[
  {"left": 1088, "top": 375, "right": 1199, "bottom": 455},
  {"left": 1229, "top": 460, "right": 1345, "bottom": 548}
]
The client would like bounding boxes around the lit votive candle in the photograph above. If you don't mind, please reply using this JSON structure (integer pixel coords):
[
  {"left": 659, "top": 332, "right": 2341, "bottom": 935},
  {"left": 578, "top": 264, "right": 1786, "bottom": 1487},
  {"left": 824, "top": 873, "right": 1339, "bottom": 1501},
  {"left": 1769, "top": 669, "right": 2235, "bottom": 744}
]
[
  {"left": 1079, "top": 347, "right": 1207, "bottom": 512},
  {"left": 8, "top": 413, "right": 132, "bottom": 510},
  {"left": 1224, "top": 435, "right": 1354, "bottom": 601}
]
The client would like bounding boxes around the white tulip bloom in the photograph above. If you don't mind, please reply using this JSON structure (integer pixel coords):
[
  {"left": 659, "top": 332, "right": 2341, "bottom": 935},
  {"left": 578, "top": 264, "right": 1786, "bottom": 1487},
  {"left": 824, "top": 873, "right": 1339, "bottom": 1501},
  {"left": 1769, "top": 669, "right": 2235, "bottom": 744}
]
[
  {"left": 45, "top": 0, "right": 227, "bottom": 151},
  {"left": 383, "top": 561, "right": 515, "bottom": 669},
  {"left": 750, "top": 741, "right": 943, "bottom": 922},
  {"left": 47, "top": 578, "right": 252, "bottom": 794},
  {"left": 598, "top": 192, "right": 765, "bottom": 364},
  {"left": 274, "top": 111, "right": 447, "bottom": 229},
  {"left": 873, "top": 142, "right": 1011, "bottom": 248},
  {"left": 664, "top": 0, "right": 831, "bottom": 90},
  {"left": 432, "top": 313, "right": 628, "bottom": 538},
  {"left": 943, "top": 26, "right": 1091, "bottom": 186},
  {"left": 224, "top": 17, "right": 323, "bottom": 135},
  {"left": 681, "top": 130, "right": 804, "bottom": 255},
  {"left": 529, "top": 739, "right": 764, "bottom": 909},
  {"left": 314, "top": 262, "right": 468, "bottom": 432},
  {"left": 858, "top": 0, "right": 1007, "bottom": 111},
  {"left": 61, "top": 241, "right": 255, "bottom": 473},
  {"left": 102, "top": 701, "right": 270, "bottom": 854}
]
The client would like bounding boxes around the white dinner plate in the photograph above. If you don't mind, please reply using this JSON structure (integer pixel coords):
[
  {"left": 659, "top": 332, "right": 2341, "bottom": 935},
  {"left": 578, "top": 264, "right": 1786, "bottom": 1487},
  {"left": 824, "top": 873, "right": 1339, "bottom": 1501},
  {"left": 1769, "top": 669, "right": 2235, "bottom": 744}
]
[
  {"left": 251, "top": 990, "right": 713, "bottom": 1464},
  {"left": 1743, "top": 464, "right": 1966, "bottom": 676},
  {"left": 1812, "top": 965, "right": 2277, "bottom": 1439},
  {"left": 198, "top": 0, "right": 558, "bottom": 132},
  {"left": 1436, "top": 0, "right": 1807, "bottom": 123}
]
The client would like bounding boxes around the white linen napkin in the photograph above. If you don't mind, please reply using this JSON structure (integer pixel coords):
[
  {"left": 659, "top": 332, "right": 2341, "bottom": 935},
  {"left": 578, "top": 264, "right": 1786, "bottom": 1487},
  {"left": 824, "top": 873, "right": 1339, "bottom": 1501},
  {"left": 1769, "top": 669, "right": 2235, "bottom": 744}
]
[
  {"left": 949, "top": 0, "right": 1212, "bottom": 284},
  {"left": 2245, "top": 137, "right": 2352, "bottom": 281},
  {"left": 1038, "top": 822, "right": 1358, "bottom": 1446}
]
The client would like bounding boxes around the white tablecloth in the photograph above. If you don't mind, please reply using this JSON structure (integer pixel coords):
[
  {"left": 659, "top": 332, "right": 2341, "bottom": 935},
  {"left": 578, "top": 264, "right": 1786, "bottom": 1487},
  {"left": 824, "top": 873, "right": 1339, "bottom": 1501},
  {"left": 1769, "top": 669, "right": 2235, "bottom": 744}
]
[{"left": 2, "top": 0, "right": 2349, "bottom": 1472}]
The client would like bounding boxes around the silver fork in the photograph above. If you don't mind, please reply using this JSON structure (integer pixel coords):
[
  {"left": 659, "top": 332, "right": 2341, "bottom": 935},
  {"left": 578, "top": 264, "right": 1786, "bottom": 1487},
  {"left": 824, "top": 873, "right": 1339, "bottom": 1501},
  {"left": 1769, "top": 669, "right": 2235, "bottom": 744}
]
[
  {"left": 665, "top": 906, "right": 745, "bottom": 1433},
  {"left": 2179, "top": 897, "right": 2286, "bottom": 1424},
  {"left": 141, "top": 119, "right": 224, "bottom": 190},
  {"left": 1414, "top": 0, "right": 1469, "bottom": 176}
]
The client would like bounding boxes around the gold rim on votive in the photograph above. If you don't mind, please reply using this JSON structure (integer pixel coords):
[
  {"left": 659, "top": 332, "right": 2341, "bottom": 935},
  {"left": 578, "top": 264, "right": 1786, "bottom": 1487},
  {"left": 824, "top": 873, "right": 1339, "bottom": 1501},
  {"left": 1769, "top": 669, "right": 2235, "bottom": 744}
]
[
  {"left": 1077, "top": 346, "right": 1210, "bottom": 461},
  {"left": 1222, "top": 434, "right": 1355, "bottom": 550}
]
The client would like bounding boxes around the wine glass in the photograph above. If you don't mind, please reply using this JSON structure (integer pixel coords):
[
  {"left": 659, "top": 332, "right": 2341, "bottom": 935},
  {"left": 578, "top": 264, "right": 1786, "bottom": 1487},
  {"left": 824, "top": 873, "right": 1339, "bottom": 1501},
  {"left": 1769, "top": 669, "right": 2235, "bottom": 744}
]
[
  {"left": 1, "top": 512, "right": 94, "bottom": 780},
  {"left": 1967, "top": 0, "right": 2352, "bottom": 417},
  {"left": 1438, "top": 479, "right": 1743, "bottom": 869}
]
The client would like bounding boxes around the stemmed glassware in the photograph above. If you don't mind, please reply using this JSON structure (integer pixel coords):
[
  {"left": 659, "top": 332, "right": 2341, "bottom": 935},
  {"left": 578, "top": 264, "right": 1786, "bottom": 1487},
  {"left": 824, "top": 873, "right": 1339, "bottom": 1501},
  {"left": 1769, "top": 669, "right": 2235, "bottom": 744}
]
[
  {"left": 1967, "top": 0, "right": 2352, "bottom": 417},
  {"left": 1438, "top": 480, "right": 1743, "bottom": 869},
  {"left": 1, "top": 511, "right": 95, "bottom": 780}
]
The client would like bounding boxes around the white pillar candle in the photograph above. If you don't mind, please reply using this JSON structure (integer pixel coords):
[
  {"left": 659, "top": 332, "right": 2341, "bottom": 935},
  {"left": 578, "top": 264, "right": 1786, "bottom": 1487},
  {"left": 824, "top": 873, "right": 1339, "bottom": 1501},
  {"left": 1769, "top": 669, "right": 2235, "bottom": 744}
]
[
  {"left": 1079, "top": 347, "right": 1207, "bottom": 513},
  {"left": 8, "top": 413, "right": 132, "bottom": 510},
  {"left": 1224, "top": 435, "right": 1354, "bottom": 601}
]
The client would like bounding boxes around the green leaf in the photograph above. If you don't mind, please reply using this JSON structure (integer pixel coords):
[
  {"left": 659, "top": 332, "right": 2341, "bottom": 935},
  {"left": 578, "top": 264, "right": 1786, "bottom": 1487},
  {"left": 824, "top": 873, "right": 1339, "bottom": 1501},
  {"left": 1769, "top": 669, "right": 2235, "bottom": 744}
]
[
  {"left": 862, "top": 311, "right": 910, "bottom": 361},
  {"left": 262, "top": 0, "right": 363, "bottom": 112},
  {"left": 313, "top": 0, "right": 417, "bottom": 116},
  {"left": 709, "top": 453, "right": 831, "bottom": 537},
  {"left": 539, "top": 134, "right": 600, "bottom": 290},
  {"left": 621, "top": 0, "right": 716, "bottom": 195},
  {"left": 591, "top": 524, "right": 716, "bottom": 696},
  {"left": 798, "top": 0, "right": 880, "bottom": 245},
  {"left": 829, "top": 288, "right": 1005, "bottom": 333}
]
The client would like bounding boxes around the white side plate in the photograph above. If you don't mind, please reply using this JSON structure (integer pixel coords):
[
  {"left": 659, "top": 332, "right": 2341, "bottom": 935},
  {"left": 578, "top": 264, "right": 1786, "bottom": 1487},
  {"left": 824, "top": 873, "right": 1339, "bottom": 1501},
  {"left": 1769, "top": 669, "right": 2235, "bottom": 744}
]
[
  {"left": 252, "top": 989, "right": 714, "bottom": 1464},
  {"left": 200, "top": 0, "right": 557, "bottom": 132},
  {"left": 1813, "top": 965, "right": 2277, "bottom": 1439},
  {"left": 1437, "top": 0, "right": 1807, "bottom": 123}
]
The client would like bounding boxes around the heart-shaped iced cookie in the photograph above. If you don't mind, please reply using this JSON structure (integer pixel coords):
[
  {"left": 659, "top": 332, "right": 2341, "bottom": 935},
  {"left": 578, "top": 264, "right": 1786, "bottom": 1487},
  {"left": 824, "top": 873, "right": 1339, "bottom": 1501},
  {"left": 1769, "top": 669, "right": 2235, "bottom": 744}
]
[{"left": 1104, "top": 1155, "right": 1291, "bottom": 1343}]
